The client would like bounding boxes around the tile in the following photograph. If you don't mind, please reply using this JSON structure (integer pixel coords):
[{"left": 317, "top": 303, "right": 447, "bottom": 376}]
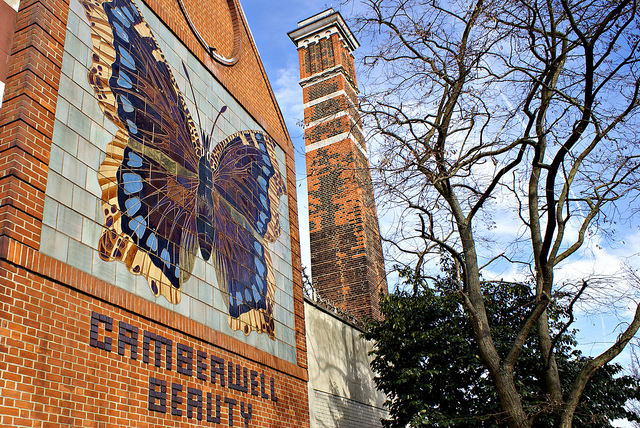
[
  {"left": 282, "top": 245, "right": 292, "bottom": 265},
  {"left": 173, "top": 73, "right": 188, "bottom": 101},
  {"left": 278, "top": 341, "right": 296, "bottom": 364},
  {"left": 230, "top": 112, "right": 241, "bottom": 131},
  {"left": 278, "top": 229, "right": 291, "bottom": 251},
  {"left": 156, "top": 290, "right": 179, "bottom": 313},
  {"left": 142, "top": 8, "right": 159, "bottom": 30},
  {"left": 186, "top": 54, "right": 201, "bottom": 79},
  {"left": 260, "top": 332, "right": 277, "bottom": 356},
  {"left": 244, "top": 328, "right": 257, "bottom": 348},
  {"left": 190, "top": 298, "right": 206, "bottom": 326},
  {"left": 281, "top": 308, "right": 294, "bottom": 328},
  {"left": 274, "top": 270, "right": 285, "bottom": 293},
  {"left": 42, "top": 197, "right": 58, "bottom": 228},
  {"left": 205, "top": 262, "right": 217, "bottom": 288},
  {"left": 136, "top": 275, "right": 157, "bottom": 301},
  {"left": 222, "top": 92, "right": 233, "bottom": 114},
  {"left": 86, "top": 173, "right": 102, "bottom": 199},
  {"left": 51, "top": 121, "right": 79, "bottom": 157},
  {"left": 198, "top": 280, "right": 213, "bottom": 306},
  {"left": 115, "top": 262, "right": 136, "bottom": 294},
  {"left": 64, "top": 31, "right": 86, "bottom": 63},
  {"left": 46, "top": 171, "right": 73, "bottom": 207},
  {"left": 186, "top": 253, "right": 202, "bottom": 279},
  {"left": 40, "top": 226, "right": 69, "bottom": 262},
  {"left": 48, "top": 144, "right": 64, "bottom": 174},
  {"left": 73, "top": 58, "right": 93, "bottom": 94},
  {"left": 280, "top": 214, "right": 290, "bottom": 235},
  {"left": 103, "top": 116, "right": 119, "bottom": 136},
  {"left": 94, "top": 198, "right": 103, "bottom": 222},
  {"left": 67, "top": 238, "right": 93, "bottom": 274},
  {"left": 55, "top": 98, "right": 70, "bottom": 124},
  {"left": 57, "top": 204, "right": 83, "bottom": 241},
  {"left": 192, "top": 72, "right": 207, "bottom": 98},
  {"left": 282, "top": 278, "right": 293, "bottom": 300},
  {"left": 69, "top": 0, "right": 85, "bottom": 22},
  {"left": 204, "top": 305, "right": 220, "bottom": 331},
  {"left": 66, "top": 11, "right": 81, "bottom": 40},
  {"left": 77, "top": 14, "right": 92, "bottom": 46},
  {"left": 275, "top": 240, "right": 286, "bottom": 260},
  {"left": 212, "top": 287, "right": 225, "bottom": 312},
  {"left": 67, "top": 104, "right": 91, "bottom": 140},
  {"left": 280, "top": 325, "right": 295, "bottom": 347},
  {"left": 82, "top": 217, "right": 102, "bottom": 247},
  {"left": 162, "top": 46, "right": 181, "bottom": 77},
  {"left": 275, "top": 288, "right": 282, "bottom": 308},
  {"left": 62, "top": 151, "right": 88, "bottom": 187},
  {"left": 61, "top": 50, "right": 75, "bottom": 78},
  {"left": 205, "top": 92, "right": 222, "bottom": 114},
  {"left": 82, "top": 90, "right": 104, "bottom": 125},
  {"left": 59, "top": 73, "right": 84, "bottom": 108},
  {"left": 172, "top": 34, "right": 189, "bottom": 62},
  {"left": 184, "top": 277, "right": 198, "bottom": 300},
  {"left": 174, "top": 294, "right": 190, "bottom": 317},
  {"left": 77, "top": 136, "right": 102, "bottom": 171},
  {"left": 72, "top": 185, "right": 97, "bottom": 219},
  {"left": 255, "top": 331, "right": 270, "bottom": 354},
  {"left": 90, "top": 122, "right": 114, "bottom": 152},
  {"left": 222, "top": 117, "right": 233, "bottom": 136}
]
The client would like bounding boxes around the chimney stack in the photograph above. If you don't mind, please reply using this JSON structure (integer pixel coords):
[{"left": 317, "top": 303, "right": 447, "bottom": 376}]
[{"left": 289, "top": 10, "right": 387, "bottom": 321}]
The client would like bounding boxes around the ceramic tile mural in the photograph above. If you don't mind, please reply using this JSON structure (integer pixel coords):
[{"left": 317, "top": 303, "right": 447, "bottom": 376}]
[{"left": 41, "top": 0, "right": 296, "bottom": 363}]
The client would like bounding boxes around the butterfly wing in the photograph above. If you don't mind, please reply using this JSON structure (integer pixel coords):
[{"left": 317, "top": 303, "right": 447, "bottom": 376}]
[
  {"left": 81, "top": 0, "right": 202, "bottom": 302},
  {"left": 200, "top": 131, "right": 286, "bottom": 338}
]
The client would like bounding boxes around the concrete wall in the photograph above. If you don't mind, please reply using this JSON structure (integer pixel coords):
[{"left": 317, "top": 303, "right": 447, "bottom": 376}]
[{"left": 305, "top": 299, "right": 388, "bottom": 427}]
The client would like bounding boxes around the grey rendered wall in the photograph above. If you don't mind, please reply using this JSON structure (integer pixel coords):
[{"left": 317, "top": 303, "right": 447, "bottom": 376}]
[{"left": 305, "top": 300, "right": 388, "bottom": 427}]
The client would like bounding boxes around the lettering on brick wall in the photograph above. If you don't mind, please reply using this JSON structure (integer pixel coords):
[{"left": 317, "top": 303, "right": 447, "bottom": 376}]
[{"left": 90, "top": 311, "right": 279, "bottom": 426}]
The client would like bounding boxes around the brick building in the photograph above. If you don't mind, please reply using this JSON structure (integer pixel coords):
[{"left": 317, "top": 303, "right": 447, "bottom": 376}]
[{"left": 0, "top": 0, "right": 308, "bottom": 425}]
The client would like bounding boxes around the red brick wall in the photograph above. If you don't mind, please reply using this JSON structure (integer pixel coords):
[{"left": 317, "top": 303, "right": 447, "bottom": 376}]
[
  {"left": 0, "top": 237, "right": 309, "bottom": 427},
  {"left": 0, "top": 0, "right": 309, "bottom": 426},
  {"left": 306, "top": 139, "right": 387, "bottom": 321},
  {"left": 301, "top": 33, "right": 387, "bottom": 321}
]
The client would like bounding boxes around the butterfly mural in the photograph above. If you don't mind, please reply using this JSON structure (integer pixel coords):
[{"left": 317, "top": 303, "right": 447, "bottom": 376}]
[{"left": 79, "top": 0, "right": 286, "bottom": 339}]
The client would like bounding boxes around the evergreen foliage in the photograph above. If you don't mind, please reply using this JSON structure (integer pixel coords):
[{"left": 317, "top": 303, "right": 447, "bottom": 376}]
[{"left": 364, "top": 263, "right": 640, "bottom": 427}]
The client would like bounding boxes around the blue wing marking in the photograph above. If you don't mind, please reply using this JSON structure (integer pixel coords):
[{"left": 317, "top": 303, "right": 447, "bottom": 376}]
[
  {"left": 126, "top": 150, "right": 142, "bottom": 167},
  {"left": 126, "top": 119, "right": 138, "bottom": 135},
  {"left": 129, "top": 215, "right": 146, "bottom": 239},
  {"left": 125, "top": 197, "right": 141, "bottom": 216},
  {"left": 117, "top": 71, "right": 133, "bottom": 89},
  {"left": 122, "top": 173, "right": 143, "bottom": 194},
  {"left": 112, "top": 21, "right": 129, "bottom": 42},
  {"left": 146, "top": 233, "right": 158, "bottom": 252},
  {"left": 121, "top": 95, "right": 134, "bottom": 113},
  {"left": 118, "top": 46, "right": 136, "bottom": 70},
  {"left": 112, "top": 5, "right": 133, "bottom": 27},
  {"left": 161, "top": 248, "right": 171, "bottom": 268}
]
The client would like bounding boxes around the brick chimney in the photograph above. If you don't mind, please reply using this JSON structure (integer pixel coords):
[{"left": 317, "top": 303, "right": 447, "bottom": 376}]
[{"left": 289, "top": 9, "right": 387, "bottom": 321}]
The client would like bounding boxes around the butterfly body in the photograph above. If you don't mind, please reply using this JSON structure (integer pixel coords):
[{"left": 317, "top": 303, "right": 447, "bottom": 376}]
[{"left": 83, "top": 0, "right": 285, "bottom": 338}]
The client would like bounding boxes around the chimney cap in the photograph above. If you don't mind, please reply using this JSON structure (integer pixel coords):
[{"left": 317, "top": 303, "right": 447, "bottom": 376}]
[{"left": 288, "top": 8, "right": 360, "bottom": 52}]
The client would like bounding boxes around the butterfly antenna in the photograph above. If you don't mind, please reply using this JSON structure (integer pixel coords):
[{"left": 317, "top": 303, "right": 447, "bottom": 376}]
[
  {"left": 209, "top": 105, "right": 228, "bottom": 142},
  {"left": 182, "top": 62, "right": 203, "bottom": 133}
]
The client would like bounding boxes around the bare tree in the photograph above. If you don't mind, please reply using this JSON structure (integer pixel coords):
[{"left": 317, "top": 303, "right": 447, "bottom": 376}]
[{"left": 350, "top": 0, "right": 640, "bottom": 426}]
